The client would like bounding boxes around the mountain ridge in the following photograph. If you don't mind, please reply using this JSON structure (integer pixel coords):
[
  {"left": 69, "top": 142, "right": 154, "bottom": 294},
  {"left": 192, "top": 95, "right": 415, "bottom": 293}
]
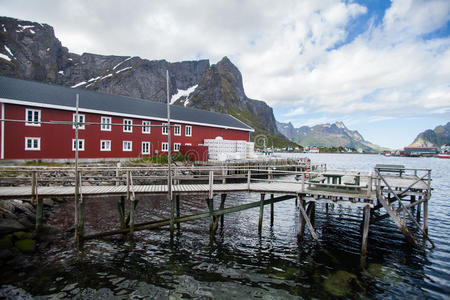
[
  {"left": 277, "top": 120, "right": 385, "bottom": 152},
  {"left": 409, "top": 122, "right": 450, "bottom": 148}
]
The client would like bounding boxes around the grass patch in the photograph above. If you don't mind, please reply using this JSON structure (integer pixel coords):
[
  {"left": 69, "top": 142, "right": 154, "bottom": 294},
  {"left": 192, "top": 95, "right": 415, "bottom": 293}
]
[
  {"left": 130, "top": 153, "right": 191, "bottom": 165},
  {"left": 23, "top": 160, "right": 66, "bottom": 167}
]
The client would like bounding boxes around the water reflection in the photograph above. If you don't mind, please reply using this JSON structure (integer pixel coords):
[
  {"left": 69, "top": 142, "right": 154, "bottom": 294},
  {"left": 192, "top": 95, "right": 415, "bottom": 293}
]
[{"left": 1, "top": 154, "right": 449, "bottom": 299}]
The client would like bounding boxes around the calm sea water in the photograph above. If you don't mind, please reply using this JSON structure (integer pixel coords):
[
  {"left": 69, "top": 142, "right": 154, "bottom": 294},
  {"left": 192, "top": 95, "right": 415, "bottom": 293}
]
[{"left": 1, "top": 154, "right": 449, "bottom": 299}]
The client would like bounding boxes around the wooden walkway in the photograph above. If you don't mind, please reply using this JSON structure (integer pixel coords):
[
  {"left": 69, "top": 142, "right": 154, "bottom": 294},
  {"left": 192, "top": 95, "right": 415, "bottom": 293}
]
[
  {"left": 0, "top": 181, "right": 376, "bottom": 200},
  {"left": 0, "top": 164, "right": 434, "bottom": 257}
]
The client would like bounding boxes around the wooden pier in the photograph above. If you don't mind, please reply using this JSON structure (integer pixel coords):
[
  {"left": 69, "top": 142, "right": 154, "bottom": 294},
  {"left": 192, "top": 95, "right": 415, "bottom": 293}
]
[{"left": 0, "top": 162, "right": 433, "bottom": 257}]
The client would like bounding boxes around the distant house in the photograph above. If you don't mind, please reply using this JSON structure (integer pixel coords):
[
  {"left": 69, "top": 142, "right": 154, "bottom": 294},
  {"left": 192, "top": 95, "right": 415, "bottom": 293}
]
[
  {"left": 0, "top": 76, "right": 253, "bottom": 161},
  {"left": 309, "top": 147, "right": 320, "bottom": 153}
]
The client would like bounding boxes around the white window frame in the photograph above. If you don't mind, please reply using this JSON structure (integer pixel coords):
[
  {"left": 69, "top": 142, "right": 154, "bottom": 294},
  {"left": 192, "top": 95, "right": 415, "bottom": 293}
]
[
  {"left": 185, "top": 125, "right": 192, "bottom": 137},
  {"left": 123, "top": 141, "right": 132, "bottom": 152},
  {"left": 25, "top": 137, "right": 40, "bottom": 150},
  {"left": 174, "top": 124, "right": 181, "bottom": 136},
  {"left": 142, "top": 142, "right": 151, "bottom": 155},
  {"left": 25, "top": 109, "right": 41, "bottom": 127},
  {"left": 174, "top": 143, "right": 181, "bottom": 152},
  {"left": 142, "top": 121, "right": 151, "bottom": 134},
  {"left": 101, "top": 116, "right": 111, "bottom": 131},
  {"left": 72, "top": 139, "right": 85, "bottom": 151},
  {"left": 161, "top": 142, "right": 168, "bottom": 152},
  {"left": 72, "top": 113, "right": 85, "bottom": 130},
  {"left": 123, "top": 119, "right": 133, "bottom": 133},
  {"left": 162, "top": 123, "right": 168, "bottom": 135},
  {"left": 100, "top": 140, "right": 111, "bottom": 151}
]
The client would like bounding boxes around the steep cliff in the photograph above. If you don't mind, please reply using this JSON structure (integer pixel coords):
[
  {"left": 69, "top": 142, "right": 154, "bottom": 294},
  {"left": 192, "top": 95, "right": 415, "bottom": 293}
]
[
  {"left": 176, "top": 57, "right": 283, "bottom": 140},
  {"left": 0, "top": 17, "right": 209, "bottom": 102},
  {"left": 409, "top": 122, "right": 450, "bottom": 147}
]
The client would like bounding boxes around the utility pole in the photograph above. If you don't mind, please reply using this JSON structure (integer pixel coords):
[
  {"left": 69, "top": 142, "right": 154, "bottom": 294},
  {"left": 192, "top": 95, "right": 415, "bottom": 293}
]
[{"left": 167, "top": 70, "right": 174, "bottom": 238}]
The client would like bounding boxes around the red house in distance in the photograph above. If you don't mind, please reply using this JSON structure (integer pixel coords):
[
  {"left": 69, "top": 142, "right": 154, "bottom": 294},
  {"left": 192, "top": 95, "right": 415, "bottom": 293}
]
[{"left": 0, "top": 76, "right": 253, "bottom": 161}]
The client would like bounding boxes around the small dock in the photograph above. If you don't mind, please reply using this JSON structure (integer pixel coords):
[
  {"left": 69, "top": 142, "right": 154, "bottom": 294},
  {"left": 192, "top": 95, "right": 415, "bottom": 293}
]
[{"left": 0, "top": 162, "right": 433, "bottom": 257}]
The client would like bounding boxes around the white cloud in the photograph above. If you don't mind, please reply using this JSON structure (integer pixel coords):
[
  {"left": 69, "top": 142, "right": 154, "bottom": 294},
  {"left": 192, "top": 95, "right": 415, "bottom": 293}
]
[{"left": 1, "top": 0, "right": 449, "bottom": 125}]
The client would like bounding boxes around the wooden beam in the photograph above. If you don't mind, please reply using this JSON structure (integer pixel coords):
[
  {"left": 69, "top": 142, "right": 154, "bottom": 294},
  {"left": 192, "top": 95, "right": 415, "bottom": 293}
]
[
  {"left": 298, "top": 196, "right": 319, "bottom": 243},
  {"left": 84, "top": 194, "right": 296, "bottom": 239}
]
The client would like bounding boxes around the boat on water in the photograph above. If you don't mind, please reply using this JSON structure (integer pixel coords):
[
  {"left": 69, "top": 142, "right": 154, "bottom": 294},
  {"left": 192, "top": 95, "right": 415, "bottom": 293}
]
[{"left": 437, "top": 152, "right": 450, "bottom": 159}]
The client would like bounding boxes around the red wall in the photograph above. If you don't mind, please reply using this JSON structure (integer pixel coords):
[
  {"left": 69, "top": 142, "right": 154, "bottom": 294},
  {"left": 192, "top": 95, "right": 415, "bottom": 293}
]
[
  {"left": 180, "top": 145, "right": 209, "bottom": 162},
  {"left": 2, "top": 103, "right": 250, "bottom": 160}
]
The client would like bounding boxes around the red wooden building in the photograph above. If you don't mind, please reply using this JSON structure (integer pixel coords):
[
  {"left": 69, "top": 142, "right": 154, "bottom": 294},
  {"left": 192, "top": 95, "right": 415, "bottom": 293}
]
[{"left": 0, "top": 76, "right": 253, "bottom": 161}]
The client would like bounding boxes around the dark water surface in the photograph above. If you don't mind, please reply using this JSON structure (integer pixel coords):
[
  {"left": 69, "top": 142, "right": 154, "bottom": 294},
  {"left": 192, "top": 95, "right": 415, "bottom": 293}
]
[{"left": 1, "top": 154, "right": 449, "bottom": 299}]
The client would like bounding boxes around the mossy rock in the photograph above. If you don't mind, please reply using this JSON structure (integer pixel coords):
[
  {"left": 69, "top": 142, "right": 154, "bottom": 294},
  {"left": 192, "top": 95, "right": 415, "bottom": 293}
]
[
  {"left": 14, "top": 239, "right": 36, "bottom": 253},
  {"left": 13, "top": 231, "right": 34, "bottom": 240},
  {"left": 0, "top": 235, "right": 13, "bottom": 249},
  {"left": 323, "top": 270, "right": 358, "bottom": 297}
]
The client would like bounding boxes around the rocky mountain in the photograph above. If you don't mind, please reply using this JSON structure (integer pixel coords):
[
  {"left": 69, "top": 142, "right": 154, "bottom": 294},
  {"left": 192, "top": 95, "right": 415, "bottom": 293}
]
[
  {"left": 0, "top": 16, "right": 293, "bottom": 146},
  {"left": 174, "top": 57, "right": 281, "bottom": 138},
  {"left": 409, "top": 122, "right": 450, "bottom": 147},
  {"left": 277, "top": 121, "right": 384, "bottom": 151},
  {"left": 0, "top": 17, "right": 208, "bottom": 103}
]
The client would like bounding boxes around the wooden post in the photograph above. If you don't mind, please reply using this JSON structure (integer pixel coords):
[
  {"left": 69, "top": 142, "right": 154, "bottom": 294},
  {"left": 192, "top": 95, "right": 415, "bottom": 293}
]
[
  {"left": 116, "top": 165, "right": 120, "bottom": 186},
  {"left": 35, "top": 197, "right": 43, "bottom": 232},
  {"left": 424, "top": 170, "right": 431, "bottom": 234},
  {"left": 129, "top": 199, "right": 135, "bottom": 237},
  {"left": 301, "top": 173, "right": 305, "bottom": 192},
  {"left": 247, "top": 169, "right": 251, "bottom": 190},
  {"left": 207, "top": 197, "right": 214, "bottom": 236},
  {"left": 367, "top": 172, "right": 372, "bottom": 197},
  {"left": 361, "top": 205, "right": 370, "bottom": 257},
  {"left": 270, "top": 194, "right": 274, "bottom": 226},
  {"left": 423, "top": 196, "right": 428, "bottom": 234},
  {"left": 127, "top": 170, "right": 135, "bottom": 238},
  {"left": 117, "top": 195, "right": 126, "bottom": 229},
  {"left": 31, "top": 171, "right": 43, "bottom": 232},
  {"left": 78, "top": 171, "right": 85, "bottom": 242},
  {"left": 212, "top": 194, "right": 227, "bottom": 234},
  {"left": 222, "top": 166, "right": 226, "bottom": 184},
  {"left": 209, "top": 170, "right": 214, "bottom": 199},
  {"left": 307, "top": 201, "right": 315, "bottom": 225},
  {"left": 416, "top": 196, "right": 421, "bottom": 221},
  {"left": 176, "top": 195, "right": 180, "bottom": 229},
  {"left": 297, "top": 196, "right": 306, "bottom": 241},
  {"left": 74, "top": 94, "right": 80, "bottom": 248},
  {"left": 258, "top": 194, "right": 265, "bottom": 234}
]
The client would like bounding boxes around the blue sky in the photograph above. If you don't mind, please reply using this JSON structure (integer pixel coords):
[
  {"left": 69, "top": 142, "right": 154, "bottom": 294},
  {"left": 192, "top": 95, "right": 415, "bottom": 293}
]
[{"left": 2, "top": 0, "right": 450, "bottom": 149}]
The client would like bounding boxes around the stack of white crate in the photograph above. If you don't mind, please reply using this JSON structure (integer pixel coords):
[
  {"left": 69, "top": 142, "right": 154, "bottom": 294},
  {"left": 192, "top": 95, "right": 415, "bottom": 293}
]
[{"left": 204, "top": 137, "right": 255, "bottom": 161}]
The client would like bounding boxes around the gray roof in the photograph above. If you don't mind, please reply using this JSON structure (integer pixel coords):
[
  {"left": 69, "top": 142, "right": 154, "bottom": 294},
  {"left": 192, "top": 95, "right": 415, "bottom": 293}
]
[{"left": 0, "top": 76, "right": 253, "bottom": 131}]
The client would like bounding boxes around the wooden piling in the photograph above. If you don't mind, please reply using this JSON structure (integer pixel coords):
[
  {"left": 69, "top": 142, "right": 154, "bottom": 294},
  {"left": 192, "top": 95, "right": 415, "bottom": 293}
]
[
  {"left": 129, "top": 199, "right": 135, "bottom": 237},
  {"left": 361, "top": 205, "right": 370, "bottom": 257},
  {"left": 258, "top": 194, "right": 265, "bottom": 234},
  {"left": 117, "top": 196, "right": 126, "bottom": 229},
  {"left": 423, "top": 197, "right": 428, "bottom": 234},
  {"left": 207, "top": 197, "right": 214, "bottom": 236},
  {"left": 212, "top": 194, "right": 227, "bottom": 234},
  {"left": 176, "top": 195, "right": 180, "bottom": 229},
  {"left": 35, "top": 197, "right": 43, "bottom": 232},
  {"left": 270, "top": 194, "right": 274, "bottom": 227},
  {"left": 297, "top": 196, "right": 306, "bottom": 241}
]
